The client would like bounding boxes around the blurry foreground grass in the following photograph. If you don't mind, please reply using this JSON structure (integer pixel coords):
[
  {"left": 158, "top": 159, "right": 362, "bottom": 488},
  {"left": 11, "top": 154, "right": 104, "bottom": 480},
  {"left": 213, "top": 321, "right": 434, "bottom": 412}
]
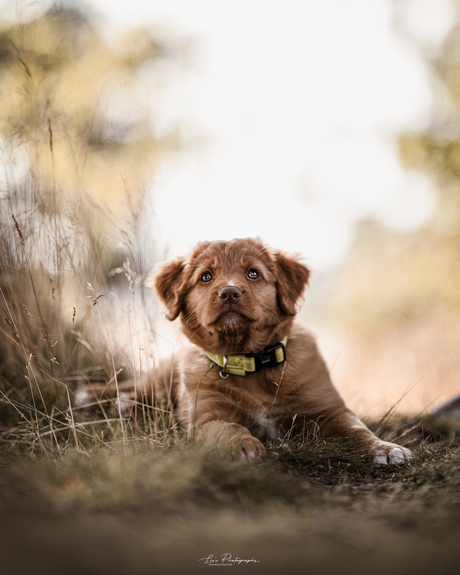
[{"left": 0, "top": 416, "right": 460, "bottom": 575}]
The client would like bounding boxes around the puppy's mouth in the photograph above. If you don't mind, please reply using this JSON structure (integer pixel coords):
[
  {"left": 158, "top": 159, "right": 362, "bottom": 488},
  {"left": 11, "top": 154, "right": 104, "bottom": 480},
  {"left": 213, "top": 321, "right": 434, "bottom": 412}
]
[{"left": 212, "top": 310, "right": 253, "bottom": 329}]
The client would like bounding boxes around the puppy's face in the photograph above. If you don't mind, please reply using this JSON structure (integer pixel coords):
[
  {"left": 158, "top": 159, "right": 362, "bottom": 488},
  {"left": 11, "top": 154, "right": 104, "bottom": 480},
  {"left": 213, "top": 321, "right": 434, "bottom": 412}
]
[{"left": 154, "top": 238, "right": 310, "bottom": 353}]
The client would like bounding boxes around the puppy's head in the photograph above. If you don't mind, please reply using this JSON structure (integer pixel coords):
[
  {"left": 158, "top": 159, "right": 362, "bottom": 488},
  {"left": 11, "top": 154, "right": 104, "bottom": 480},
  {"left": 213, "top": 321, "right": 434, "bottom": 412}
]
[{"left": 153, "top": 238, "right": 310, "bottom": 353}]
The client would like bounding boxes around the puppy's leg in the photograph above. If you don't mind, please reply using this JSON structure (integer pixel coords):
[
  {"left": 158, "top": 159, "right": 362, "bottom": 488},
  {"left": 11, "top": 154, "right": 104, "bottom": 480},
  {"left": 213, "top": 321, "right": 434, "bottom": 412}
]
[
  {"left": 318, "top": 408, "right": 413, "bottom": 465},
  {"left": 185, "top": 398, "right": 266, "bottom": 460},
  {"left": 200, "top": 421, "right": 266, "bottom": 460},
  {"left": 74, "top": 381, "right": 137, "bottom": 418},
  {"left": 74, "top": 355, "right": 178, "bottom": 415},
  {"left": 294, "top": 353, "right": 413, "bottom": 465}
]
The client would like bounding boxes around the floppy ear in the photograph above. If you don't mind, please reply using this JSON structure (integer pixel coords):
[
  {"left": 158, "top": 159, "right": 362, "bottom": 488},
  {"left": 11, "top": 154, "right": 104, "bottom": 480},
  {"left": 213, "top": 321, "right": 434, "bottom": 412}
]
[
  {"left": 275, "top": 251, "right": 311, "bottom": 316},
  {"left": 153, "top": 258, "right": 187, "bottom": 321}
]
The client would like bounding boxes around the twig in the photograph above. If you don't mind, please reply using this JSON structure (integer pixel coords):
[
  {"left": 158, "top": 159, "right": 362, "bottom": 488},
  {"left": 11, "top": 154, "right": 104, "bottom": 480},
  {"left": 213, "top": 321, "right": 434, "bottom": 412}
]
[{"left": 193, "top": 363, "right": 215, "bottom": 438}]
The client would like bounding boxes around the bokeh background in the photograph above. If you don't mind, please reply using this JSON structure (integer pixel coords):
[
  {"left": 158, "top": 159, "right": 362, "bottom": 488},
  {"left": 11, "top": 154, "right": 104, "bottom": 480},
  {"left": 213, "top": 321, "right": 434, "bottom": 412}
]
[{"left": 1, "top": 0, "right": 460, "bottom": 418}]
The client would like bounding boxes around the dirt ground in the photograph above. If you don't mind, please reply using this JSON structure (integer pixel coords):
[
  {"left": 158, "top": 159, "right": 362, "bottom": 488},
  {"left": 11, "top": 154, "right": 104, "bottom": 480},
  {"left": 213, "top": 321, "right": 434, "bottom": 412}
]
[
  {"left": 1, "top": 425, "right": 459, "bottom": 575},
  {"left": 1, "top": 506, "right": 459, "bottom": 575}
]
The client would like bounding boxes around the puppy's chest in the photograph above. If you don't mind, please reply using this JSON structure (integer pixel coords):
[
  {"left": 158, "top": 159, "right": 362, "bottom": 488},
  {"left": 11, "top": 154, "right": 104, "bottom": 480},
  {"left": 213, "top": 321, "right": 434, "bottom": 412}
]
[
  {"left": 193, "top": 363, "right": 295, "bottom": 435},
  {"left": 203, "top": 370, "right": 287, "bottom": 439},
  {"left": 239, "top": 378, "right": 291, "bottom": 440}
]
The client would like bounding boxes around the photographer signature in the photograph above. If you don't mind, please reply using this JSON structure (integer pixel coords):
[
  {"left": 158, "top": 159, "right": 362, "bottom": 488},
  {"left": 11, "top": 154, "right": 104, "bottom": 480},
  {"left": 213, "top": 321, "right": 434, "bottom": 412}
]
[{"left": 199, "top": 553, "right": 260, "bottom": 566}]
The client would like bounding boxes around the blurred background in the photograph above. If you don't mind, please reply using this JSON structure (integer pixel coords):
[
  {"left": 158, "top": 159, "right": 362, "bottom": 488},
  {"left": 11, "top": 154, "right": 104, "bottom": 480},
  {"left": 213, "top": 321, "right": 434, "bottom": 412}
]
[{"left": 1, "top": 0, "right": 460, "bottom": 420}]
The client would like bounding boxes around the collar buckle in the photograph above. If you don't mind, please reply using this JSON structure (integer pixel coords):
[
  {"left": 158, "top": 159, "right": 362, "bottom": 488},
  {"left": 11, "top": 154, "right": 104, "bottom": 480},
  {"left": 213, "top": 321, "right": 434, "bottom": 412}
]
[{"left": 247, "top": 340, "right": 286, "bottom": 373}]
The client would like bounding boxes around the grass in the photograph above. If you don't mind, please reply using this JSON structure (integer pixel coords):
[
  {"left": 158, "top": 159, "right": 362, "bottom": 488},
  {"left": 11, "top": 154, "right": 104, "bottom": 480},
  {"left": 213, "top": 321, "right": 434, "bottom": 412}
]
[
  {"left": 2, "top": 415, "right": 460, "bottom": 510},
  {"left": 1, "top": 424, "right": 458, "bottom": 512},
  {"left": 0, "top": 419, "right": 459, "bottom": 575}
]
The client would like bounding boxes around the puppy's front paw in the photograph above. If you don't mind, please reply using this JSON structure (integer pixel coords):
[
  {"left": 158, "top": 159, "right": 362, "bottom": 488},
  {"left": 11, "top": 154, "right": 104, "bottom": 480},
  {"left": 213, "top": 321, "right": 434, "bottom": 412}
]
[
  {"left": 373, "top": 443, "right": 413, "bottom": 465},
  {"left": 229, "top": 435, "right": 266, "bottom": 461}
]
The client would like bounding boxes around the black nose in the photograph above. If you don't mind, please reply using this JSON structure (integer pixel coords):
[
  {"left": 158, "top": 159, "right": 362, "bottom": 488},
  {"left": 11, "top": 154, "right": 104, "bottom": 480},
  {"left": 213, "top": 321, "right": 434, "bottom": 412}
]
[{"left": 218, "top": 286, "right": 242, "bottom": 301}]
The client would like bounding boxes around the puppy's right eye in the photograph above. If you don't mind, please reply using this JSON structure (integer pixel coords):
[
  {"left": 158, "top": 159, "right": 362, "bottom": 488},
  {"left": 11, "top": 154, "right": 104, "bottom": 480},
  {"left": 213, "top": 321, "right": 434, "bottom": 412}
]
[{"left": 201, "top": 272, "right": 213, "bottom": 283}]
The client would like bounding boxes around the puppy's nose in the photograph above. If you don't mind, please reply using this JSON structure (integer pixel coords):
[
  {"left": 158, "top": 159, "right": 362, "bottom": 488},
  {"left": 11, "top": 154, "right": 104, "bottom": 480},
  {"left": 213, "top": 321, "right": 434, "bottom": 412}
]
[{"left": 218, "top": 286, "right": 242, "bottom": 301}]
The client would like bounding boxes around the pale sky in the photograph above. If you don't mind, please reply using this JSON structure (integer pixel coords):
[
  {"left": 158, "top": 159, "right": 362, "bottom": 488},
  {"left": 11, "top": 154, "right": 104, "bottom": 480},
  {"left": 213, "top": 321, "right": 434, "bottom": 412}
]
[{"left": 6, "top": 0, "right": 454, "bottom": 269}]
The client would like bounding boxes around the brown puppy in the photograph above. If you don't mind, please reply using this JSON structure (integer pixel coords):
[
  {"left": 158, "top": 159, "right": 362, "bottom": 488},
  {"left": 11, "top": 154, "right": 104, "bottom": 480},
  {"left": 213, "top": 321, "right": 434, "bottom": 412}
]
[
  {"left": 79, "top": 238, "right": 412, "bottom": 464},
  {"left": 152, "top": 238, "right": 412, "bottom": 464}
]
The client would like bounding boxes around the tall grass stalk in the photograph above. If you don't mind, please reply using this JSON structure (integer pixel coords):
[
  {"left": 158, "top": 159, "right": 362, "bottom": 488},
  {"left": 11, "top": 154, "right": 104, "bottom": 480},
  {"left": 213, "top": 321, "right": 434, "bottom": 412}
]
[
  {"left": 0, "top": 4, "right": 187, "bottom": 460},
  {"left": 0, "top": 169, "right": 178, "bottom": 457},
  {"left": 94, "top": 297, "right": 127, "bottom": 449}
]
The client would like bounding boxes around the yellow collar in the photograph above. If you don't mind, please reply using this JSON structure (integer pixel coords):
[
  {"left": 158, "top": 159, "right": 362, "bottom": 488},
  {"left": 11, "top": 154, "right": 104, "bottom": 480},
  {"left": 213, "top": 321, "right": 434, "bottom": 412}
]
[{"left": 205, "top": 336, "right": 288, "bottom": 378}]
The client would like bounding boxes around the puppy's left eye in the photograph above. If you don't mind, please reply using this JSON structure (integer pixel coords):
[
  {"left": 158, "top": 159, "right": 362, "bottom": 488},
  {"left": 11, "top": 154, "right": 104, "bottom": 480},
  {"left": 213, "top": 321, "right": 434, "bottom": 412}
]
[
  {"left": 247, "top": 269, "right": 260, "bottom": 280},
  {"left": 201, "top": 272, "right": 213, "bottom": 283}
]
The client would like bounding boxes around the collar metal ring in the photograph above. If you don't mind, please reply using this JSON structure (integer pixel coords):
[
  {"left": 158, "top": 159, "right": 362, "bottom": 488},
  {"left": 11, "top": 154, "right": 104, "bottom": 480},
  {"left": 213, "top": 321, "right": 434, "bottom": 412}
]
[{"left": 219, "top": 355, "right": 229, "bottom": 379}]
